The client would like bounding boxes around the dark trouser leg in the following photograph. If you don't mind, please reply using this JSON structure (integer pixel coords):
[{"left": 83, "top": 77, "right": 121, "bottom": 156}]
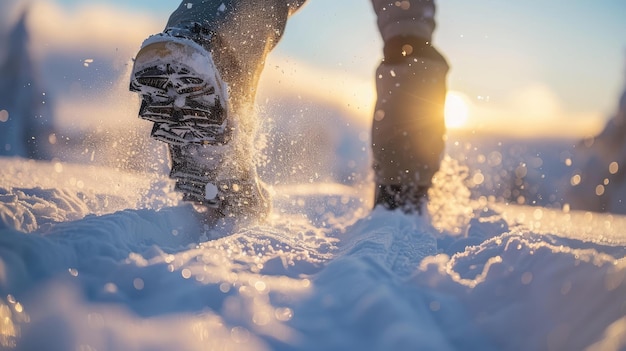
[
  {"left": 164, "top": 0, "right": 308, "bottom": 151},
  {"left": 165, "top": 0, "right": 294, "bottom": 108},
  {"left": 370, "top": 0, "right": 449, "bottom": 212}
]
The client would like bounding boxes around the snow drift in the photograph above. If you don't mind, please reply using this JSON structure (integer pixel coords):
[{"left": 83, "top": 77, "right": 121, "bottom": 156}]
[{"left": 1, "top": 155, "right": 626, "bottom": 351}]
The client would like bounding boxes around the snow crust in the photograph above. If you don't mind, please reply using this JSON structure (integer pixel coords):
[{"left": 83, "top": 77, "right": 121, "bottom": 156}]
[{"left": 1, "top": 156, "right": 626, "bottom": 351}]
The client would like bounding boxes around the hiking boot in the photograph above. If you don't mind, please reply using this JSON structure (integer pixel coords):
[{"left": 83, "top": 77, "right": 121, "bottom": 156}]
[{"left": 130, "top": 33, "right": 270, "bottom": 220}]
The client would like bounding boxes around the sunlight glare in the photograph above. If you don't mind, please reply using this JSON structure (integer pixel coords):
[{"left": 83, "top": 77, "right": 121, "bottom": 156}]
[{"left": 445, "top": 91, "right": 470, "bottom": 129}]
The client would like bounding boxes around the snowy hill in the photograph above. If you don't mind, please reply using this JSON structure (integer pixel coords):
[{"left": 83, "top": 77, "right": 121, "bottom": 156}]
[{"left": 1, "top": 155, "right": 626, "bottom": 351}]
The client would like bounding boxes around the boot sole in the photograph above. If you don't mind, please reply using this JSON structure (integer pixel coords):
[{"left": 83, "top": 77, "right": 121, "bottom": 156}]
[
  {"left": 130, "top": 38, "right": 230, "bottom": 145},
  {"left": 129, "top": 36, "right": 270, "bottom": 219}
]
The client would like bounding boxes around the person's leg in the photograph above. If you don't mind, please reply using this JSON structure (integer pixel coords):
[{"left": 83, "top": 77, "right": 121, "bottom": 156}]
[
  {"left": 165, "top": 1, "right": 292, "bottom": 107},
  {"left": 370, "top": 0, "right": 449, "bottom": 213},
  {"left": 165, "top": 0, "right": 307, "bottom": 104},
  {"left": 130, "top": 0, "right": 306, "bottom": 220}
]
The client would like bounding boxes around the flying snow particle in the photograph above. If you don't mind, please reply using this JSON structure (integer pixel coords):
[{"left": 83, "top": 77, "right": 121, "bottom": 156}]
[
  {"left": 218, "top": 3, "right": 226, "bottom": 12},
  {"left": 205, "top": 183, "right": 218, "bottom": 200},
  {"left": 521, "top": 272, "right": 534, "bottom": 285},
  {"left": 103, "top": 283, "right": 118, "bottom": 293},
  {"left": 401, "top": 44, "right": 413, "bottom": 57},
  {"left": 231, "top": 326, "right": 250, "bottom": 343},
  {"left": 395, "top": 1, "right": 411, "bottom": 10},
  {"left": 374, "top": 109, "right": 385, "bottom": 121},
  {"left": 175, "top": 95, "right": 186, "bottom": 108},
  {"left": 596, "top": 185, "right": 605, "bottom": 196},
  {"left": 133, "top": 278, "right": 145, "bottom": 290},
  {"left": 0, "top": 110, "right": 8, "bottom": 122},
  {"left": 186, "top": 2, "right": 193, "bottom": 9},
  {"left": 472, "top": 172, "right": 485, "bottom": 186},
  {"left": 83, "top": 58, "right": 94, "bottom": 67},
  {"left": 274, "top": 307, "right": 293, "bottom": 322}
]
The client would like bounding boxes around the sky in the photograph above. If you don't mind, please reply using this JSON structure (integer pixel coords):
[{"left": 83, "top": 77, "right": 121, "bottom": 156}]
[
  {"left": 3, "top": 0, "right": 626, "bottom": 138},
  {"left": 275, "top": 0, "right": 626, "bottom": 136}
]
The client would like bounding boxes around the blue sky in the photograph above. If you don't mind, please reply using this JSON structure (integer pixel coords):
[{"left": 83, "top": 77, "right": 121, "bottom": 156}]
[{"left": 12, "top": 0, "right": 626, "bottom": 136}]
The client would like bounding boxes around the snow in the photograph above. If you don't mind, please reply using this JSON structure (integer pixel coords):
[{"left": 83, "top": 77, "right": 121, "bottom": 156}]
[{"left": 2, "top": 150, "right": 626, "bottom": 350}]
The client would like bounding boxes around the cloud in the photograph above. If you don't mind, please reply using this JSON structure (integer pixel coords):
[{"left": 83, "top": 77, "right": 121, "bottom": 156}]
[
  {"left": 54, "top": 62, "right": 145, "bottom": 130},
  {"left": 26, "top": 1, "right": 163, "bottom": 59},
  {"left": 259, "top": 54, "right": 375, "bottom": 127},
  {"left": 4, "top": 1, "right": 163, "bottom": 130},
  {"left": 465, "top": 83, "right": 604, "bottom": 138}
]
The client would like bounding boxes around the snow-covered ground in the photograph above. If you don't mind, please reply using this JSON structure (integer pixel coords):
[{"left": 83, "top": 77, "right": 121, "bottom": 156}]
[{"left": 2, "top": 139, "right": 626, "bottom": 350}]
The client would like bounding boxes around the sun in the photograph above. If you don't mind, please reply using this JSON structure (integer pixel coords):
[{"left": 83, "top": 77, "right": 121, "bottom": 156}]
[{"left": 444, "top": 91, "right": 470, "bottom": 129}]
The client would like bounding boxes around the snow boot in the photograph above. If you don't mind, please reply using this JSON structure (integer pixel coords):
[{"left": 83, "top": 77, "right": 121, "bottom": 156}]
[
  {"left": 371, "top": 40, "right": 449, "bottom": 214},
  {"left": 130, "top": 33, "right": 270, "bottom": 220}
]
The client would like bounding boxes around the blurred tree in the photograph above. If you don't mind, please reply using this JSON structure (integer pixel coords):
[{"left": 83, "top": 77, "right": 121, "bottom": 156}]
[{"left": 0, "top": 8, "right": 56, "bottom": 159}]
